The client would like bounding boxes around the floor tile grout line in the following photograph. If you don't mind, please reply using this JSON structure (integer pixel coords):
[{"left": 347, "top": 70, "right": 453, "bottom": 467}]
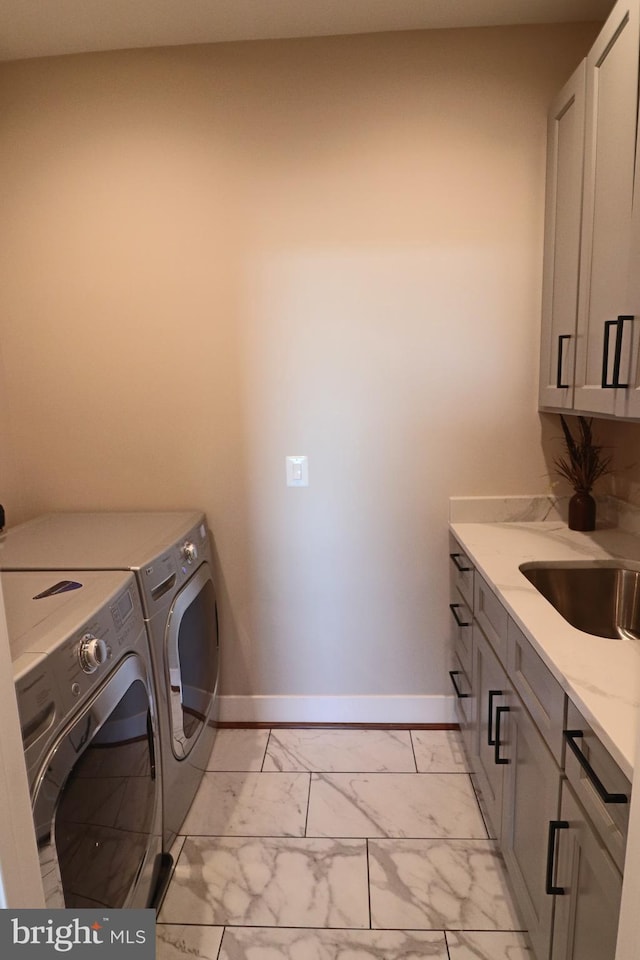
[
  {"left": 215, "top": 926, "right": 225, "bottom": 960},
  {"left": 206, "top": 729, "right": 471, "bottom": 775},
  {"left": 201, "top": 767, "right": 473, "bottom": 775},
  {"left": 303, "top": 771, "right": 312, "bottom": 837},
  {"left": 161, "top": 834, "right": 186, "bottom": 901},
  {"left": 366, "top": 838, "right": 372, "bottom": 930},
  {"left": 468, "top": 773, "right": 492, "bottom": 840},
  {"left": 260, "top": 729, "right": 272, "bottom": 772},
  {"left": 408, "top": 730, "right": 419, "bottom": 772},
  {"left": 157, "top": 921, "right": 527, "bottom": 932},
  {"left": 180, "top": 834, "right": 501, "bottom": 843}
]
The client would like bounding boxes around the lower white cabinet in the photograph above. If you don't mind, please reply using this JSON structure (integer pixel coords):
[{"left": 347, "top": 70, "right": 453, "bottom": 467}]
[
  {"left": 501, "top": 693, "right": 562, "bottom": 960},
  {"left": 473, "top": 617, "right": 564, "bottom": 960},
  {"left": 448, "top": 535, "right": 628, "bottom": 960},
  {"left": 551, "top": 781, "right": 623, "bottom": 960},
  {"left": 472, "top": 624, "right": 510, "bottom": 838},
  {"left": 449, "top": 539, "right": 476, "bottom": 763}
]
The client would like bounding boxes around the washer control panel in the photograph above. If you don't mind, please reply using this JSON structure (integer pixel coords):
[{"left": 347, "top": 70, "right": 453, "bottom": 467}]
[
  {"left": 52, "top": 580, "right": 145, "bottom": 714},
  {"left": 13, "top": 573, "right": 147, "bottom": 785},
  {"left": 139, "top": 518, "right": 211, "bottom": 615}
]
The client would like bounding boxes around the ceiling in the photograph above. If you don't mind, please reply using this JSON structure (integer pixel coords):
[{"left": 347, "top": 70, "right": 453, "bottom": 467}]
[{"left": 0, "top": 0, "right": 614, "bottom": 62}]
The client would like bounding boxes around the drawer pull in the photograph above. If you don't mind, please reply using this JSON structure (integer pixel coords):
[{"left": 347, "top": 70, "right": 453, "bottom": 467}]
[
  {"left": 494, "top": 705, "right": 510, "bottom": 765},
  {"left": 564, "top": 730, "right": 628, "bottom": 805},
  {"left": 449, "top": 670, "right": 469, "bottom": 699},
  {"left": 449, "top": 603, "right": 471, "bottom": 628},
  {"left": 450, "top": 552, "right": 472, "bottom": 573},
  {"left": 601, "top": 316, "right": 631, "bottom": 389},
  {"left": 487, "top": 689, "right": 503, "bottom": 746},
  {"left": 556, "top": 334, "right": 571, "bottom": 389},
  {"left": 545, "top": 820, "right": 569, "bottom": 895}
]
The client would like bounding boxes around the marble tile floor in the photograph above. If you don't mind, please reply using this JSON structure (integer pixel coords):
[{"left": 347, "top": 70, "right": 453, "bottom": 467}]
[{"left": 157, "top": 728, "right": 532, "bottom": 960}]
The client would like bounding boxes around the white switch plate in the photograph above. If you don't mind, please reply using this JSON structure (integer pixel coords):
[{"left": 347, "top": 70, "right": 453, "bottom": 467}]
[{"left": 286, "top": 456, "right": 309, "bottom": 487}]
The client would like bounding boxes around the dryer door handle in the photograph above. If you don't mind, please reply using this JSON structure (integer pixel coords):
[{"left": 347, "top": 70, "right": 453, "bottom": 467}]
[{"left": 147, "top": 710, "right": 157, "bottom": 781}]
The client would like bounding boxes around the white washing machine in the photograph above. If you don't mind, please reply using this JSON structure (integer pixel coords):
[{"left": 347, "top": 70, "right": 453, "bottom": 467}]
[
  {"left": 3, "top": 568, "right": 166, "bottom": 909},
  {"left": 0, "top": 511, "right": 220, "bottom": 849}
]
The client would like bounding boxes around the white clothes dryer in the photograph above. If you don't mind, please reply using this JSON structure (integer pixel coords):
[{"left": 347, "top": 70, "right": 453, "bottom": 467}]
[
  {"left": 3, "top": 569, "right": 166, "bottom": 909},
  {"left": 0, "top": 511, "right": 220, "bottom": 849}
]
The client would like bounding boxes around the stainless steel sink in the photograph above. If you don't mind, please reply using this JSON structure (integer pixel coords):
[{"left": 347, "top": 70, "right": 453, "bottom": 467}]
[{"left": 519, "top": 562, "right": 640, "bottom": 640}]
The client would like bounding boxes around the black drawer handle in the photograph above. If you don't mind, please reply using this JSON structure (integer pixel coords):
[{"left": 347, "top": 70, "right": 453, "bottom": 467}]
[
  {"left": 494, "top": 705, "right": 510, "bottom": 765},
  {"left": 487, "top": 689, "right": 503, "bottom": 746},
  {"left": 449, "top": 603, "right": 471, "bottom": 628},
  {"left": 450, "top": 552, "right": 472, "bottom": 573},
  {"left": 545, "top": 820, "right": 569, "bottom": 895},
  {"left": 601, "top": 316, "right": 631, "bottom": 389},
  {"left": 564, "top": 730, "right": 628, "bottom": 805},
  {"left": 556, "top": 334, "right": 571, "bottom": 389},
  {"left": 449, "top": 670, "right": 469, "bottom": 700}
]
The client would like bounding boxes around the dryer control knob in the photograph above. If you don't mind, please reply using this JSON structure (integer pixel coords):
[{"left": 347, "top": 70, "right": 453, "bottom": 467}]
[
  {"left": 182, "top": 541, "right": 198, "bottom": 564},
  {"left": 78, "top": 634, "right": 108, "bottom": 673}
]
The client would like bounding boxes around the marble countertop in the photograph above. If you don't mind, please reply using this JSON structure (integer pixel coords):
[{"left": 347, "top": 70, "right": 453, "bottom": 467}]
[{"left": 449, "top": 519, "right": 640, "bottom": 781}]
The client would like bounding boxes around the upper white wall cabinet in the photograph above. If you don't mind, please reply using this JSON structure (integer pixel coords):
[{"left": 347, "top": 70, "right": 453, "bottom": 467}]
[
  {"left": 539, "top": 60, "right": 586, "bottom": 410},
  {"left": 539, "top": 0, "right": 640, "bottom": 419}
]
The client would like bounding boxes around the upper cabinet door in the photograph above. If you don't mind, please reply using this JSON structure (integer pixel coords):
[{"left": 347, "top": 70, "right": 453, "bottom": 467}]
[
  {"left": 539, "top": 61, "right": 586, "bottom": 411},
  {"left": 615, "top": 60, "right": 640, "bottom": 417},
  {"left": 572, "top": 0, "right": 640, "bottom": 416}
]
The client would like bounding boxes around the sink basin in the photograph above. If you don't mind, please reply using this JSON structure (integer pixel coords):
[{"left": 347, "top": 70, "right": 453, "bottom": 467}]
[{"left": 519, "top": 562, "right": 640, "bottom": 640}]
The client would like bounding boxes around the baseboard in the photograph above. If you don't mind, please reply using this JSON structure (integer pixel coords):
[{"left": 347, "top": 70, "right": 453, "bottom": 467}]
[{"left": 218, "top": 694, "right": 456, "bottom": 725}]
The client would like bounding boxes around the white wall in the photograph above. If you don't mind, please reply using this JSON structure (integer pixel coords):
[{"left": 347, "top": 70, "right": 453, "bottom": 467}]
[{"left": 0, "top": 24, "right": 597, "bottom": 720}]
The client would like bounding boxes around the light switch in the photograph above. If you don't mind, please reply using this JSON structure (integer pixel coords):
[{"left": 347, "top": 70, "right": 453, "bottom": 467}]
[{"left": 286, "top": 456, "right": 309, "bottom": 487}]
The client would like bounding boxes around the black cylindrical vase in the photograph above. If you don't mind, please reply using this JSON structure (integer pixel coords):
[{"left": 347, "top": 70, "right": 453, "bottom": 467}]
[{"left": 568, "top": 492, "right": 596, "bottom": 531}]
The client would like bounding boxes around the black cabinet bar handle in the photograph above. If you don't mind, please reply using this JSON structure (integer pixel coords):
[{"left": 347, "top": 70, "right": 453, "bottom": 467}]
[
  {"left": 556, "top": 334, "right": 571, "bottom": 389},
  {"left": 545, "top": 820, "right": 569, "bottom": 895},
  {"left": 494, "top": 705, "right": 510, "bottom": 765},
  {"left": 564, "top": 730, "right": 628, "bottom": 804},
  {"left": 449, "top": 670, "right": 469, "bottom": 700},
  {"left": 487, "top": 689, "right": 503, "bottom": 746},
  {"left": 449, "top": 603, "right": 471, "bottom": 628},
  {"left": 601, "top": 316, "right": 631, "bottom": 389},
  {"left": 450, "top": 552, "right": 472, "bottom": 573}
]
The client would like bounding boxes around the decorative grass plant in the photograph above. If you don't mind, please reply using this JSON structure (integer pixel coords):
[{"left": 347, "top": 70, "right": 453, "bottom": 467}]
[
  {"left": 554, "top": 415, "right": 611, "bottom": 530},
  {"left": 554, "top": 415, "right": 612, "bottom": 494}
]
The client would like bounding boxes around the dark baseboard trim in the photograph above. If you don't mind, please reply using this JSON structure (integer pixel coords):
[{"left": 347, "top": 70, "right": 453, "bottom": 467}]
[{"left": 216, "top": 721, "right": 460, "bottom": 730}]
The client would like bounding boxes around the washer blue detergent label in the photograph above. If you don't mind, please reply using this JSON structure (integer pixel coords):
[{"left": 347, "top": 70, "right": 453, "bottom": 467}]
[
  {"left": 32, "top": 581, "right": 83, "bottom": 600},
  {"left": 0, "top": 910, "right": 155, "bottom": 957}
]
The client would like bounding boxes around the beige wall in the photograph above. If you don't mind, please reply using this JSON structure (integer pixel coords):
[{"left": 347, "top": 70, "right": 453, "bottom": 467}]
[
  {"left": 0, "top": 342, "right": 25, "bottom": 523},
  {"left": 595, "top": 419, "right": 640, "bottom": 502},
  {"left": 0, "top": 25, "right": 597, "bottom": 711}
]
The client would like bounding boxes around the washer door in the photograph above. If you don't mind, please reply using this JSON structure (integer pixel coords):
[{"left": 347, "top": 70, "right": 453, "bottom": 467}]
[
  {"left": 165, "top": 561, "right": 219, "bottom": 759},
  {"left": 32, "top": 654, "right": 161, "bottom": 909}
]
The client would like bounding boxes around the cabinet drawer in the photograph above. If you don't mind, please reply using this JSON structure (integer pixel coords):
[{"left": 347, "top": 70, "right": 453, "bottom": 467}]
[
  {"left": 449, "top": 534, "right": 474, "bottom": 610},
  {"left": 507, "top": 618, "right": 566, "bottom": 764},
  {"left": 564, "top": 699, "right": 630, "bottom": 873},
  {"left": 449, "top": 589, "right": 473, "bottom": 679},
  {"left": 474, "top": 572, "right": 508, "bottom": 663}
]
